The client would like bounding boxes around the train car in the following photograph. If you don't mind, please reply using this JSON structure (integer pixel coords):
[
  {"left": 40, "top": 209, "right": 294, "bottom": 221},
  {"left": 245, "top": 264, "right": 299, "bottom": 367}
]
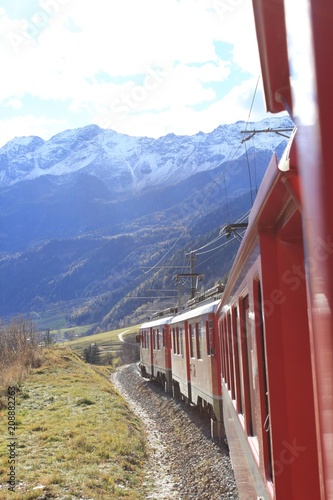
[
  {"left": 170, "top": 300, "right": 224, "bottom": 438},
  {"left": 139, "top": 315, "right": 173, "bottom": 391},
  {"left": 216, "top": 1, "right": 333, "bottom": 499},
  {"left": 217, "top": 130, "right": 321, "bottom": 499}
]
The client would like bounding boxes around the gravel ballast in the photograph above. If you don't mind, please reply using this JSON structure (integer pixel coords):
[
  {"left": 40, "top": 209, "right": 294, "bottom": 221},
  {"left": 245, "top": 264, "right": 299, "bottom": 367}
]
[{"left": 111, "top": 364, "right": 239, "bottom": 499}]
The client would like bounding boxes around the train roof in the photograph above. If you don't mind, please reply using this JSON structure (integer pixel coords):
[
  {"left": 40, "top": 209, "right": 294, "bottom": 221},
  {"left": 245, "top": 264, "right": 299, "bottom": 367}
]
[
  {"left": 140, "top": 315, "right": 174, "bottom": 329},
  {"left": 252, "top": 0, "right": 292, "bottom": 113},
  {"left": 170, "top": 299, "right": 220, "bottom": 325}
]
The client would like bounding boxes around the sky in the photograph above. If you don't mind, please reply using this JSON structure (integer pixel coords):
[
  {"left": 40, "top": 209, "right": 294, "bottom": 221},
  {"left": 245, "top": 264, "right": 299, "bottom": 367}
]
[{"left": 0, "top": 0, "right": 278, "bottom": 147}]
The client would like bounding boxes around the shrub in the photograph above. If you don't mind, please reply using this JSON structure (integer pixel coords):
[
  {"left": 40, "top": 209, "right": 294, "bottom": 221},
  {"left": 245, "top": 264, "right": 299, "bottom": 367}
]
[{"left": 0, "top": 318, "right": 42, "bottom": 391}]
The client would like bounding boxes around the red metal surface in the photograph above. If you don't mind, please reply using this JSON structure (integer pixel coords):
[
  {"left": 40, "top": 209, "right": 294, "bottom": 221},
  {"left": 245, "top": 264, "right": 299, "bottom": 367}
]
[
  {"left": 251, "top": 0, "right": 291, "bottom": 113},
  {"left": 253, "top": 0, "right": 333, "bottom": 496},
  {"left": 217, "top": 145, "right": 321, "bottom": 498}
]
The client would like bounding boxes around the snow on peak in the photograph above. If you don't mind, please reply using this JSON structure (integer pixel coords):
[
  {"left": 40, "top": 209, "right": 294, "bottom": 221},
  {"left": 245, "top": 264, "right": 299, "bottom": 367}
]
[{"left": 0, "top": 117, "right": 294, "bottom": 191}]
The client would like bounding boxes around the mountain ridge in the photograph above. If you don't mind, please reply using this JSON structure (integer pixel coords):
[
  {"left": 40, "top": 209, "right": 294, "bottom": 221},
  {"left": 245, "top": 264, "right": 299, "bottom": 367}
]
[
  {"left": 0, "top": 116, "right": 294, "bottom": 326},
  {"left": 0, "top": 116, "right": 293, "bottom": 191}
]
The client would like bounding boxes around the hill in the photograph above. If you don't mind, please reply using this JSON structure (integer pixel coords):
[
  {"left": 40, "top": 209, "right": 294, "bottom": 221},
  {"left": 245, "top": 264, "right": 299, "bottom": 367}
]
[{"left": 0, "top": 117, "right": 293, "bottom": 328}]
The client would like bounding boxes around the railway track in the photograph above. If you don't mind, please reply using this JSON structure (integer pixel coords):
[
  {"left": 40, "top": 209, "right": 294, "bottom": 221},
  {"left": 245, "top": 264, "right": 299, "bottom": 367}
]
[{"left": 111, "top": 363, "right": 238, "bottom": 499}]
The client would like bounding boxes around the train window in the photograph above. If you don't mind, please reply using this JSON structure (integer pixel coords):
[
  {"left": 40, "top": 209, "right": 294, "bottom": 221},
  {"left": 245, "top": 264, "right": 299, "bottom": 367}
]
[
  {"left": 159, "top": 328, "right": 163, "bottom": 350},
  {"left": 162, "top": 327, "right": 166, "bottom": 348},
  {"left": 232, "top": 307, "right": 243, "bottom": 414},
  {"left": 179, "top": 326, "right": 183, "bottom": 355},
  {"left": 176, "top": 327, "right": 180, "bottom": 355},
  {"left": 156, "top": 328, "right": 160, "bottom": 350},
  {"left": 227, "top": 312, "right": 236, "bottom": 400},
  {"left": 219, "top": 320, "right": 225, "bottom": 380},
  {"left": 195, "top": 323, "right": 201, "bottom": 359},
  {"left": 189, "top": 323, "right": 195, "bottom": 358},
  {"left": 210, "top": 320, "right": 215, "bottom": 354},
  {"left": 206, "top": 321, "right": 211, "bottom": 355},
  {"left": 172, "top": 328, "right": 176, "bottom": 353},
  {"left": 221, "top": 318, "right": 227, "bottom": 382},
  {"left": 240, "top": 295, "right": 257, "bottom": 437}
]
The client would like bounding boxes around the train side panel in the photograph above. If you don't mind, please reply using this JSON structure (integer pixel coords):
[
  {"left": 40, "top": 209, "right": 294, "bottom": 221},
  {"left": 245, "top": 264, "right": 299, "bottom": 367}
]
[
  {"left": 139, "top": 316, "right": 173, "bottom": 387},
  {"left": 170, "top": 301, "right": 223, "bottom": 437},
  {"left": 218, "top": 146, "right": 320, "bottom": 499},
  {"left": 139, "top": 326, "right": 153, "bottom": 378},
  {"left": 170, "top": 319, "right": 191, "bottom": 401},
  {"left": 152, "top": 323, "right": 172, "bottom": 392},
  {"left": 187, "top": 304, "right": 223, "bottom": 438}
]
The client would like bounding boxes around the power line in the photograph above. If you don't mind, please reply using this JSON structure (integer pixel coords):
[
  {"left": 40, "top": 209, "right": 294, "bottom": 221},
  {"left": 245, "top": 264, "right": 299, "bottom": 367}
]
[
  {"left": 189, "top": 209, "right": 251, "bottom": 255},
  {"left": 245, "top": 75, "right": 260, "bottom": 131}
]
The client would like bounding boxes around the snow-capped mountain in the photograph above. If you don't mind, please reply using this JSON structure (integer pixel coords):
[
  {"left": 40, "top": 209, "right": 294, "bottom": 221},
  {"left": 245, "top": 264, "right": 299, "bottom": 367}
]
[
  {"left": 0, "top": 116, "right": 293, "bottom": 191},
  {"left": 0, "top": 116, "right": 296, "bottom": 321}
]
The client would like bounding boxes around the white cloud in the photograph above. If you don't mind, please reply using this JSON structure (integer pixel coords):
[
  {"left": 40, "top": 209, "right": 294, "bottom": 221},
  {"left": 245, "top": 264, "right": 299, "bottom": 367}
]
[
  {"left": 0, "top": 0, "right": 268, "bottom": 143},
  {"left": 5, "top": 98, "right": 23, "bottom": 109},
  {"left": 0, "top": 115, "right": 67, "bottom": 147}
]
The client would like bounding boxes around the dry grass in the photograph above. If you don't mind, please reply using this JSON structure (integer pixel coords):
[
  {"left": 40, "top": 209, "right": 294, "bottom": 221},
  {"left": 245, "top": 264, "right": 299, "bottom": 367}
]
[
  {"left": 0, "top": 347, "right": 149, "bottom": 499},
  {"left": 0, "top": 319, "right": 43, "bottom": 408}
]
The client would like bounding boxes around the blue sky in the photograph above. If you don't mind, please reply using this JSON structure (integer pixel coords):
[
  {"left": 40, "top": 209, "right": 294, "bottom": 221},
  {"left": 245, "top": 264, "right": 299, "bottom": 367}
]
[{"left": 0, "top": 0, "right": 279, "bottom": 147}]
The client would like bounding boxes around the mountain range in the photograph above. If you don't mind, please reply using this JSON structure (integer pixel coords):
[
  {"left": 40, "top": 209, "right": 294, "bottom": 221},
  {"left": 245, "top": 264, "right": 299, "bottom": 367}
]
[{"left": 0, "top": 116, "right": 293, "bottom": 329}]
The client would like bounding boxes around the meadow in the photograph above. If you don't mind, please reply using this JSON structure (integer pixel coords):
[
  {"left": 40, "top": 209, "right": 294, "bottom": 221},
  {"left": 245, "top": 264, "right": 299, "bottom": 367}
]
[{"left": 0, "top": 347, "right": 149, "bottom": 499}]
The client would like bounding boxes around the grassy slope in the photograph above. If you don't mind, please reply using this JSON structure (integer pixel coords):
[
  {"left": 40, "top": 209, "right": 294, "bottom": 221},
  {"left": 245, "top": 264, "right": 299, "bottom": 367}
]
[
  {"left": 65, "top": 325, "right": 140, "bottom": 362},
  {"left": 0, "top": 348, "right": 148, "bottom": 499}
]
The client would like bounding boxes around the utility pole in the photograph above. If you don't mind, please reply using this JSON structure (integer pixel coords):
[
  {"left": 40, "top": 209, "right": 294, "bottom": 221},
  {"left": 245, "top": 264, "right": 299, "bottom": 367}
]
[
  {"left": 240, "top": 127, "right": 294, "bottom": 143},
  {"left": 190, "top": 252, "right": 196, "bottom": 300},
  {"left": 176, "top": 252, "right": 202, "bottom": 302}
]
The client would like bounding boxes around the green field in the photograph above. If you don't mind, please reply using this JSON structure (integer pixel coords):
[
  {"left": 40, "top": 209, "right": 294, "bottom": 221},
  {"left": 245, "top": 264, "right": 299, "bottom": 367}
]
[{"left": 65, "top": 325, "right": 140, "bottom": 365}]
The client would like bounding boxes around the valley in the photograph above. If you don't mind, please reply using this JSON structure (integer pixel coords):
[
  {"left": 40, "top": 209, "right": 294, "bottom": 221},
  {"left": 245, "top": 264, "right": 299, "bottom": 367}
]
[{"left": 0, "top": 117, "right": 292, "bottom": 331}]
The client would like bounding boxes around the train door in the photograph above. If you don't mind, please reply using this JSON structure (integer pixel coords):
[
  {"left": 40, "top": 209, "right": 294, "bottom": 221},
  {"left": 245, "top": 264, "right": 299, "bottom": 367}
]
[{"left": 259, "top": 207, "right": 321, "bottom": 498}]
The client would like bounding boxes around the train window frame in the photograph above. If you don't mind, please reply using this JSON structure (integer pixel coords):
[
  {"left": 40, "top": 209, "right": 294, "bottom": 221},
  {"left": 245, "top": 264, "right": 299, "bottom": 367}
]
[
  {"left": 232, "top": 306, "right": 243, "bottom": 414},
  {"left": 189, "top": 323, "right": 195, "bottom": 358},
  {"left": 156, "top": 328, "right": 160, "bottom": 350},
  {"left": 172, "top": 327, "right": 176, "bottom": 354},
  {"left": 153, "top": 329, "right": 157, "bottom": 350},
  {"left": 176, "top": 326, "right": 180, "bottom": 355},
  {"left": 253, "top": 276, "right": 273, "bottom": 481},
  {"left": 206, "top": 321, "right": 211, "bottom": 356},
  {"left": 239, "top": 294, "right": 257, "bottom": 438},
  {"left": 179, "top": 326, "right": 183, "bottom": 355},
  {"left": 219, "top": 319, "right": 226, "bottom": 381},
  {"left": 162, "top": 327, "right": 166, "bottom": 348},
  {"left": 227, "top": 311, "right": 236, "bottom": 400},
  {"left": 195, "top": 322, "right": 202, "bottom": 359}
]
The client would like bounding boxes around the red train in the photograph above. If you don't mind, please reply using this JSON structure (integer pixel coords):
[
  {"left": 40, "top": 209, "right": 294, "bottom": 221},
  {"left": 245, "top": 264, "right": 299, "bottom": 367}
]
[
  {"left": 139, "top": 294, "right": 224, "bottom": 438},
  {"left": 139, "top": 1, "right": 333, "bottom": 498}
]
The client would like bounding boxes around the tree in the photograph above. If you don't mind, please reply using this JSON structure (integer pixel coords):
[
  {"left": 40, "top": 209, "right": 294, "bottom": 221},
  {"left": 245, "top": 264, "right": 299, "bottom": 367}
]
[{"left": 83, "top": 343, "right": 101, "bottom": 365}]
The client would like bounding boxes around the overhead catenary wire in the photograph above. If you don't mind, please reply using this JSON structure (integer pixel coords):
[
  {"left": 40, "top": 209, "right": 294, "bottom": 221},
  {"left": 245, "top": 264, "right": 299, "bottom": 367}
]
[
  {"left": 189, "top": 209, "right": 251, "bottom": 255},
  {"left": 245, "top": 75, "right": 261, "bottom": 131},
  {"left": 196, "top": 235, "right": 240, "bottom": 256},
  {"left": 244, "top": 75, "right": 260, "bottom": 205}
]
